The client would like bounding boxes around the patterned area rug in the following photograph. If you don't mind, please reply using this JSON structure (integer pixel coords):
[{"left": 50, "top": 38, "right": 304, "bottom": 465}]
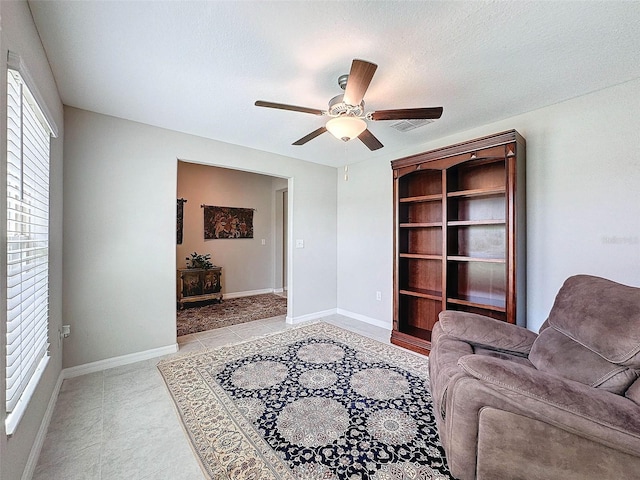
[
  {"left": 177, "top": 293, "right": 287, "bottom": 336},
  {"left": 158, "top": 322, "right": 453, "bottom": 479}
]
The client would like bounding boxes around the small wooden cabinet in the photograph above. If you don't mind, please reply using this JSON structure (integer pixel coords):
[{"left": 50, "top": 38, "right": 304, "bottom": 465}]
[
  {"left": 391, "top": 130, "right": 526, "bottom": 355},
  {"left": 176, "top": 267, "right": 223, "bottom": 309}
]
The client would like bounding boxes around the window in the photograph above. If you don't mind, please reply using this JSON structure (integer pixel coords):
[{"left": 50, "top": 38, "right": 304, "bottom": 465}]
[{"left": 5, "top": 64, "right": 54, "bottom": 432}]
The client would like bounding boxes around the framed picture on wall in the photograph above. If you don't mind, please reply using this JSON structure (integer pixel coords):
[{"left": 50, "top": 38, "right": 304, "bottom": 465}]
[{"left": 203, "top": 205, "right": 254, "bottom": 239}]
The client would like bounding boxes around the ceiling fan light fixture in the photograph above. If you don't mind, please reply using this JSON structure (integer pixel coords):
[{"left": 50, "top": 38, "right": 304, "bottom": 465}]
[
  {"left": 325, "top": 116, "right": 367, "bottom": 142},
  {"left": 254, "top": 59, "right": 442, "bottom": 151}
]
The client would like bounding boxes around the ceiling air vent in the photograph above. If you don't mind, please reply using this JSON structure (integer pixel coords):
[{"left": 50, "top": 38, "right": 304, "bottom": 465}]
[{"left": 389, "top": 118, "right": 435, "bottom": 132}]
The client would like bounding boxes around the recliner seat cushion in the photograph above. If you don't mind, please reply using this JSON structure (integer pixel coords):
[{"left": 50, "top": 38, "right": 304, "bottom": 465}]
[{"left": 473, "top": 346, "right": 535, "bottom": 367}]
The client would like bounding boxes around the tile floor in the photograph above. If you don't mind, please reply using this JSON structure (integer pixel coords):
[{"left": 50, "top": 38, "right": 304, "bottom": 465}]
[{"left": 33, "top": 314, "right": 392, "bottom": 479}]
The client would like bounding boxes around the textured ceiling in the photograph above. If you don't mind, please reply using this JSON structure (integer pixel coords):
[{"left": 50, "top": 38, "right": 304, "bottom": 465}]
[{"left": 29, "top": 1, "right": 640, "bottom": 167}]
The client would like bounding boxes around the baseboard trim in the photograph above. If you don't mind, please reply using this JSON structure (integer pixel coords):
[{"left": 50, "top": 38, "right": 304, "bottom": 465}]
[
  {"left": 336, "top": 309, "right": 392, "bottom": 331},
  {"left": 21, "top": 370, "right": 64, "bottom": 480},
  {"left": 287, "top": 308, "right": 338, "bottom": 324},
  {"left": 62, "top": 343, "right": 179, "bottom": 379},
  {"left": 223, "top": 288, "right": 274, "bottom": 300},
  {"left": 273, "top": 288, "right": 284, "bottom": 294}
]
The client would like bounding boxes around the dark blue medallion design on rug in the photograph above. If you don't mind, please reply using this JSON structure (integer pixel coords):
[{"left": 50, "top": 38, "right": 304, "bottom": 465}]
[{"left": 212, "top": 337, "right": 453, "bottom": 479}]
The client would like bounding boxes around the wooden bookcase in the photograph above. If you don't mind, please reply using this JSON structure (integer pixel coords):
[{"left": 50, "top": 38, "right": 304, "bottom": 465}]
[{"left": 391, "top": 130, "right": 526, "bottom": 355}]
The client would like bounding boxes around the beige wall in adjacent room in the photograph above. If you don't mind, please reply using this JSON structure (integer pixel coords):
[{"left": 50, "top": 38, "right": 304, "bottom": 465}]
[
  {"left": 177, "top": 162, "right": 286, "bottom": 295},
  {"left": 273, "top": 188, "right": 288, "bottom": 292}
]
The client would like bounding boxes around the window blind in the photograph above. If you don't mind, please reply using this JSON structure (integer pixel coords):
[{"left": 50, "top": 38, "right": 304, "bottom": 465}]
[{"left": 6, "top": 68, "right": 51, "bottom": 414}]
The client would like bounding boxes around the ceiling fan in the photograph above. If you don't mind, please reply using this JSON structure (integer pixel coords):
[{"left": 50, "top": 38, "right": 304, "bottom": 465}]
[{"left": 255, "top": 59, "right": 443, "bottom": 151}]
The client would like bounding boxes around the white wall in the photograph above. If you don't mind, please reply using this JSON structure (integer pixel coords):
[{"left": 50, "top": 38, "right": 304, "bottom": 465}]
[
  {"left": 0, "top": 2, "right": 65, "bottom": 479},
  {"left": 338, "top": 78, "right": 640, "bottom": 333},
  {"left": 63, "top": 107, "right": 337, "bottom": 368},
  {"left": 177, "top": 162, "right": 283, "bottom": 295},
  {"left": 337, "top": 160, "right": 394, "bottom": 325}
]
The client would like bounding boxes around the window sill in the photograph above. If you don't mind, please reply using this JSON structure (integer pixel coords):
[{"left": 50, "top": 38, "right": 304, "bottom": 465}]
[{"left": 5, "top": 355, "right": 50, "bottom": 437}]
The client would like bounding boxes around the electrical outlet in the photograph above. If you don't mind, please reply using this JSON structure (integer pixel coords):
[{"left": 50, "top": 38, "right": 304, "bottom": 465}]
[
  {"left": 59, "top": 325, "right": 71, "bottom": 346},
  {"left": 376, "top": 291, "right": 382, "bottom": 301}
]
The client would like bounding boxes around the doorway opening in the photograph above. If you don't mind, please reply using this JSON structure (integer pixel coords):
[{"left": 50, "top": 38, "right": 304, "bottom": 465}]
[{"left": 175, "top": 161, "right": 290, "bottom": 337}]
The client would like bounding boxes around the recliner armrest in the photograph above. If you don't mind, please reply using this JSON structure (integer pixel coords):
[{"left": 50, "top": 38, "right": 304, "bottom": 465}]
[
  {"left": 438, "top": 310, "right": 537, "bottom": 355},
  {"left": 457, "top": 354, "right": 640, "bottom": 453}
]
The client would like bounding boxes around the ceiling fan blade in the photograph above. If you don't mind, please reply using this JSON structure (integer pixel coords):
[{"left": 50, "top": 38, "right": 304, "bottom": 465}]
[
  {"left": 255, "top": 100, "right": 324, "bottom": 116},
  {"left": 370, "top": 107, "right": 443, "bottom": 121},
  {"left": 343, "top": 59, "right": 378, "bottom": 106},
  {"left": 292, "top": 126, "right": 327, "bottom": 146},
  {"left": 358, "top": 129, "right": 384, "bottom": 151}
]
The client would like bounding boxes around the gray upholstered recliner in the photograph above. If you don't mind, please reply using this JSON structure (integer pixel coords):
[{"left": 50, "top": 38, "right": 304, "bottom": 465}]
[{"left": 429, "top": 274, "right": 640, "bottom": 479}]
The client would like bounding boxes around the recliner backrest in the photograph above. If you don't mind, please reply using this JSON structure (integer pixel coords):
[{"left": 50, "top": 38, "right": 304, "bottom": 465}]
[{"left": 529, "top": 275, "right": 640, "bottom": 394}]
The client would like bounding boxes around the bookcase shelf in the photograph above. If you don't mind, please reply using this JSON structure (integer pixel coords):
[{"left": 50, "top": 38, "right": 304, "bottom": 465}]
[
  {"left": 447, "top": 187, "right": 506, "bottom": 198},
  {"left": 400, "top": 288, "right": 443, "bottom": 301},
  {"left": 391, "top": 130, "right": 526, "bottom": 356},
  {"left": 447, "top": 220, "right": 505, "bottom": 226},
  {"left": 447, "top": 256, "right": 506, "bottom": 263},
  {"left": 399, "top": 194, "right": 443, "bottom": 203},
  {"left": 447, "top": 295, "right": 506, "bottom": 312},
  {"left": 399, "top": 253, "right": 442, "bottom": 260},
  {"left": 400, "top": 222, "right": 442, "bottom": 228}
]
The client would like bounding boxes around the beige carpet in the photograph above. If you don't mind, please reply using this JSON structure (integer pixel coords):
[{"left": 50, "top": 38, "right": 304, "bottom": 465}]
[
  {"left": 177, "top": 293, "right": 287, "bottom": 336},
  {"left": 158, "top": 322, "right": 452, "bottom": 480}
]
